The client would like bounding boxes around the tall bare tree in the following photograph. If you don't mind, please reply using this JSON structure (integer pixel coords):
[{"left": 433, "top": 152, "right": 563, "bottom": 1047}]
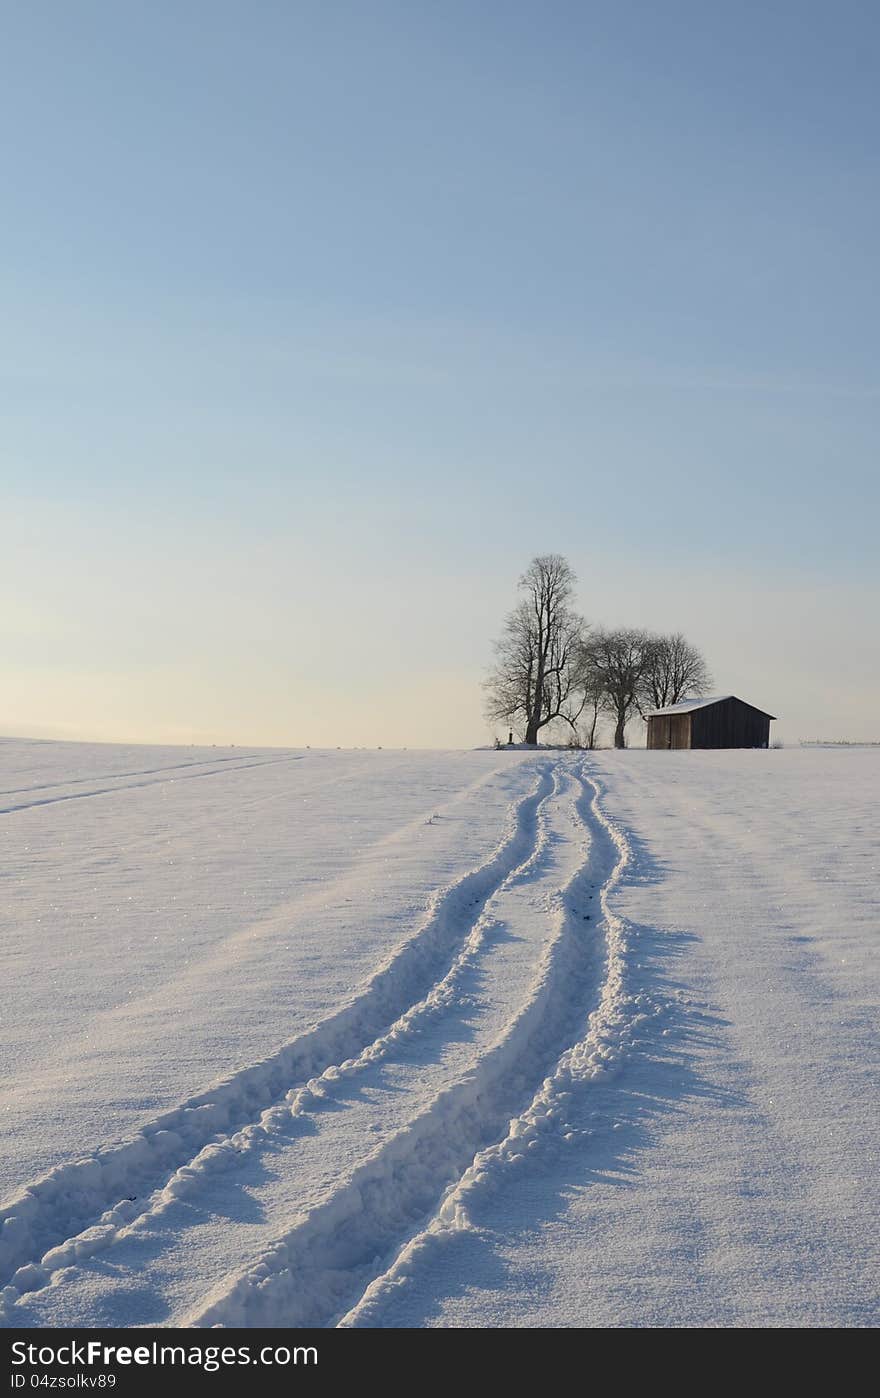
[
  {"left": 639, "top": 632, "right": 712, "bottom": 713},
  {"left": 582, "top": 627, "right": 652, "bottom": 749},
  {"left": 485, "top": 555, "right": 587, "bottom": 746}
]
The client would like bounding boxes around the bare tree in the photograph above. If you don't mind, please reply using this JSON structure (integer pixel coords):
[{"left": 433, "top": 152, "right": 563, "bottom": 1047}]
[
  {"left": 485, "top": 555, "right": 587, "bottom": 746},
  {"left": 576, "top": 660, "right": 605, "bottom": 750},
  {"left": 639, "top": 632, "right": 711, "bottom": 714},
  {"left": 583, "top": 627, "right": 652, "bottom": 749}
]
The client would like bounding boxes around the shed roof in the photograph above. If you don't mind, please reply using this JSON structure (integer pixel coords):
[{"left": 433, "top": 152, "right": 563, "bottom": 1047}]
[{"left": 646, "top": 694, "right": 776, "bottom": 719}]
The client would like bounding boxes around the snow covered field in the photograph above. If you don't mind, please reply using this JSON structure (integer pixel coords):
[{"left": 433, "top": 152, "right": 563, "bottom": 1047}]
[{"left": 1, "top": 738, "right": 877, "bottom": 1328}]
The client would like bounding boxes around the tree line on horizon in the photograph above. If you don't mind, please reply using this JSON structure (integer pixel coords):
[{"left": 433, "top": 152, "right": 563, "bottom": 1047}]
[{"left": 484, "top": 554, "right": 711, "bottom": 749}]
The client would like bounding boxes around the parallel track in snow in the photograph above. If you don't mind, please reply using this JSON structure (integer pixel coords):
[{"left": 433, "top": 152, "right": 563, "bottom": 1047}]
[
  {"left": 188, "top": 766, "right": 632, "bottom": 1329},
  {"left": 0, "top": 765, "right": 555, "bottom": 1310},
  {"left": 340, "top": 771, "right": 634, "bottom": 1328},
  {"left": 0, "top": 754, "right": 305, "bottom": 815},
  {"left": 0, "top": 751, "right": 273, "bottom": 799}
]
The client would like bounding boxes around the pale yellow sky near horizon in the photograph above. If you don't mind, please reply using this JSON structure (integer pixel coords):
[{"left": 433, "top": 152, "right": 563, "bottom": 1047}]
[{"left": 2, "top": 498, "right": 876, "bottom": 749}]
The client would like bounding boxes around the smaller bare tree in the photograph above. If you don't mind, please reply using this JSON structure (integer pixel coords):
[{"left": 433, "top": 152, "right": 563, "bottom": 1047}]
[
  {"left": 639, "top": 632, "right": 712, "bottom": 714},
  {"left": 583, "top": 627, "right": 652, "bottom": 749},
  {"left": 575, "top": 654, "right": 606, "bottom": 750}
]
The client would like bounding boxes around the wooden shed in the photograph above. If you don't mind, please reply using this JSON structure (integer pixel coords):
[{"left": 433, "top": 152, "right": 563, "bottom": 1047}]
[{"left": 646, "top": 695, "right": 776, "bottom": 750}]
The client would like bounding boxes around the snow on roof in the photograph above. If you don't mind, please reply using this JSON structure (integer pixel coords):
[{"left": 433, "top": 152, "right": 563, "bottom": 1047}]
[
  {"left": 646, "top": 695, "right": 734, "bottom": 717},
  {"left": 646, "top": 694, "right": 777, "bottom": 719}
]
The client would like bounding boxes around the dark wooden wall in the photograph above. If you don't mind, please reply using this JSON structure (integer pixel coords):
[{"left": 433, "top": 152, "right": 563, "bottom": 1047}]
[{"left": 689, "top": 698, "right": 771, "bottom": 748}]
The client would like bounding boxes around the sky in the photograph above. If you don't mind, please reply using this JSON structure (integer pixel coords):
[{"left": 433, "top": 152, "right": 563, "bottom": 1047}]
[{"left": 2, "top": 0, "right": 878, "bottom": 747}]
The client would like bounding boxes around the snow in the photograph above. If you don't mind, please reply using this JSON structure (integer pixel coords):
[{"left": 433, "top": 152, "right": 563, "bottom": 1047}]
[
  {"left": 1, "top": 739, "right": 877, "bottom": 1327},
  {"left": 645, "top": 693, "right": 732, "bottom": 714},
  {"left": 644, "top": 693, "right": 777, "bottom": 716}
]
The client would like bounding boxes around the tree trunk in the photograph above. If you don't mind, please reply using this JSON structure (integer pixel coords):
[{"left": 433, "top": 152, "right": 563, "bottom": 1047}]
[
  {"left": 586, "top": 704, "right": 599, "bottom": 750},
  {"left": 525, "top": 718, "right": 540, "bottom": 745},
  {"left": 614, "top": 714, "right": 627, "bottom": 748}
]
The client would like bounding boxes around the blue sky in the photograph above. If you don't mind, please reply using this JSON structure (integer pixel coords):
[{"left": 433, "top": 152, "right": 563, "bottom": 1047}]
[{"left": 2, "top": 1, "right": 878, "bottom": 745}]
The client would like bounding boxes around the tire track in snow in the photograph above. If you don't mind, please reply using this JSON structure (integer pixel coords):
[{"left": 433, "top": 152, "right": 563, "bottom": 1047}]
[
  {"left": 0, "top": 764, "right": 552, "bottom": 1302},
  {"left": 338, "top": 769, "right": 637, "bottom": 1327},
  {"left": 184, "top": 761, "right": 616, "bottom": 1330},
  {"left": 0, "top": 755, "right": 305, "bottom": 815},
  {"left": 0, "top": 751, "right": 276, "bottom": 798}
]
